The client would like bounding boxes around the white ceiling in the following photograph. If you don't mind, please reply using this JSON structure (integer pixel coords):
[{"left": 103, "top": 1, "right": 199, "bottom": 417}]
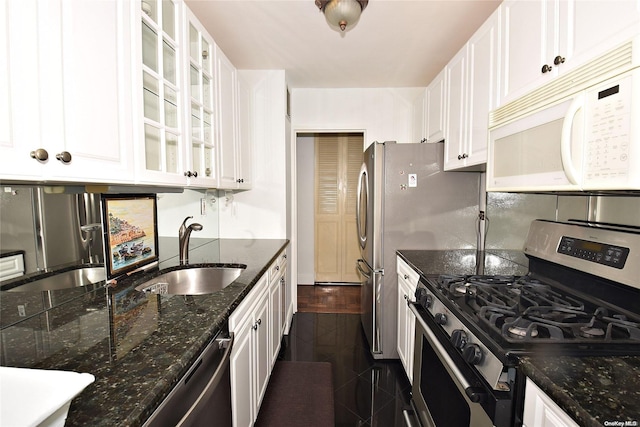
[{"left": 185, "top": 0, "right": 502, "bottom": 88}]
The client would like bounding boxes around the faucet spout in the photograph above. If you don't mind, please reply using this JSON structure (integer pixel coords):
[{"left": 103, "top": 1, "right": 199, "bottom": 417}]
[{"left": 179, "top": 216, "right": 203, "bottom": 265}]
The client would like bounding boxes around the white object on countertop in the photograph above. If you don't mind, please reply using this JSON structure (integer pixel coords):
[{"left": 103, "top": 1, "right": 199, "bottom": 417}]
[{"left": 0, "top": 366, "right": 95, "bottom": 427}]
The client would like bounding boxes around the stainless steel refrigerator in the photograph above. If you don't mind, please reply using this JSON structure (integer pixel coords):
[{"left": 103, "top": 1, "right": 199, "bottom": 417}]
[{"left": 355, "top": 141, "right": 480, "bottom": 359}]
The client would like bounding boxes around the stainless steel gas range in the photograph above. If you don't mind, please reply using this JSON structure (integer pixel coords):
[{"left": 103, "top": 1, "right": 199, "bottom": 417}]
[{"left": 408, "top": 220, "right": 640, "bottom": 427}]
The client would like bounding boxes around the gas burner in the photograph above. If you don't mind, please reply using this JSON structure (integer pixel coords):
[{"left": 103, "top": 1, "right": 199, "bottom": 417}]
[
  {"left": 580, "top": 326, "right": 606, "bottom": 338},
  {"left": 504, "top": 318, "right": 539, "bottom": 339}
]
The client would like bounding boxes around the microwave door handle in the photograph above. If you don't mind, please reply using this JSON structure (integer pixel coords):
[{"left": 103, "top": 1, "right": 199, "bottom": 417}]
[{"left": 561, "top": 93, "right": 584, "bottom": 185}]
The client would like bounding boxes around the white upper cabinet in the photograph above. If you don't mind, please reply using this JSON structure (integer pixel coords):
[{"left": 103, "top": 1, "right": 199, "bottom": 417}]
[
  {"left": 411, "top": 89, "right": 427, "bottom": 143},
  {"left": 444, "top": 9, "right": 499, "bottom": 171},
  {"left": 135, "top": 0, "right": 187, "bottom": 186},
  {"left": 500, "top": 0, "right": 640, "bottom": 106},
  {"left": 184, "top": 10, "right": 219, "bottom": 188},
  {"left": 217, "top": 50, "right": 252, "bottom": 190},
  {"left": 216, "top": 46, "right": 239, "bottom": 189},
  {"left": 425, "top": 69, "right": 446, "bottom": 143},
  {"left": 236, "top": 71, "right": 253, "bottom": 189},
  {"left": 2, "top": 0, "right": 134, "bottom": 184}
]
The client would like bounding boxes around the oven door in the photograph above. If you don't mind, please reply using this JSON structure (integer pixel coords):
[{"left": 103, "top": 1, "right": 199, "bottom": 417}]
[{"left": 410, "top": 304, "right": 498, "bottom": 427}]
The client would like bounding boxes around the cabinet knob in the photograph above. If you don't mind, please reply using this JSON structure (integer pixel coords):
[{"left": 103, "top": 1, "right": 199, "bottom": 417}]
[
  {"left": 457, "top": 153, "right": 468, "bottom": 160},
  {"left": 30, "top": 148, "right": 49, "bottom": 162},
  {"left": 404, "top": 274, "right": 409, "bottom": 280},
  {"left": 541, "top": 64, "right": 552, "bottom": 73},
  {"left": 236, "top": 178, "right": 244, "bottom": 183},
  {"left": 184, "top": 171, "right": 198, "bottom": 178},
  {"left": 55, "top": 151, "right": 72, "bottom": 164},
  {"left": 553, "top": 55, "right": 565, "bottom": 65},
  {"left": 275, "top": 265, "right": 280, "bottom": 271}
]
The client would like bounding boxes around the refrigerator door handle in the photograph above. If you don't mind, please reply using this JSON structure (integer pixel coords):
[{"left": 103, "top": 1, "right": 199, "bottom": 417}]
[
  {"left": 356, "top": 165, "right": 368, "bottom": 250},
  {"left": 356, "top": 259, "right": 372, "bottom": 279}
]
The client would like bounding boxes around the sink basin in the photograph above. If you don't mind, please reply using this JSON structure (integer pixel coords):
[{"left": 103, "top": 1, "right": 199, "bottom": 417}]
[
  {"left": 6, "top": 267, "right": 106, "bottom": 292},
  {"left": 135, "top": 265, "right": 246, "bottom": 295}
]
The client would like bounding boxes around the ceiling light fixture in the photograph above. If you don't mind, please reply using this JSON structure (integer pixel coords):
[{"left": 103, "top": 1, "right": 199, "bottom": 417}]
[{"left": 315, "top": 0, "right": 368, "bottom": 32}]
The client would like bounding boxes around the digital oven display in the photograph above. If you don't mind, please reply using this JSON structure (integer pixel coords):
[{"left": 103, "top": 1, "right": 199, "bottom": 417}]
[{"left": 557, "top": 236, "right": 629, "bottom": 269}]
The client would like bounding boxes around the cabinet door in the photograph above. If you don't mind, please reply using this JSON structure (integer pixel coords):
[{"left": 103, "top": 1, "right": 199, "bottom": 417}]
[
  {"left": 253, "top": 291, "right": 270, "bottom": 414},
  {"left": 185, "top": 11, "right": 218, "bottom": 187},
  {"left": 136, "top": 0, "right": 186, "bottom": 186},
  {"left": 52, "top": 0, "right": 134, "bottom": 183},
  {"left": 411, "top": 90, "right": 427, "bottom": 143},
  {"left": 396, "top": 257, "right": 418, "bottom": 384},
  {"left": 426, "top": 69, "right": 446, "bottom": 143},
  {"left": 464, "top": 10, "right": 499, "bottom": 168},
  {"left": 230, "top": 317, "right": 254, "bottom": 427},
  {"left": 2, "top": 0, "right": 134, "bottom": 183},
  {"left": 523, "top": 378, "right": 579, "bottom": 427},
  {"left": 444, "top": 46, "right": 467, "bottom": 168},
  {"left": 217, "top": 46, "right": 239, "bottom": 189},
  {"left": 269, "top": 272, "right": 283, "bottom": 367},
  {"left": 1, "top": 0, "right": 44, "bottom": 180},
  {"left": 396, "top": 275, "right": 410, "bottom": 379},
  {"left": 500, "top": 0, "right": 557, "bottom": 104},
  {"left": 236, "top": 71, "right": 253, "bottom": 189},
  {"left": 562, "top": 0, "right": 640, "bottom": 72}
]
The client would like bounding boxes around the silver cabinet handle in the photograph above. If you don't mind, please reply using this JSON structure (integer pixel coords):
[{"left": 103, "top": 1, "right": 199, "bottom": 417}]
[
  {"left": 30, "top": 148, "right": 49, "bottom": 162},
  {"left": 55, "top": 151, "right": 72, "bottom": 164}
]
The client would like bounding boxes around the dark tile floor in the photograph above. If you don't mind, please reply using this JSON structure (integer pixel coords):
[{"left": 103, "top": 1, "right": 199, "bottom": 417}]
[{"left": 278, "top": 312, "right": 412, "bottom": 427}]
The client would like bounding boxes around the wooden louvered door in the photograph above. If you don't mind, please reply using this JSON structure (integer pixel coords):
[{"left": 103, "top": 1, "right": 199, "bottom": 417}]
[{"left": 314, "top": 133, "right": 363, "bottom": 283}]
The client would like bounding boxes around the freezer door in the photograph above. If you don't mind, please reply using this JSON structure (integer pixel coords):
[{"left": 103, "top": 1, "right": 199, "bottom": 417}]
[{"left": 356, "top": 258, "right": 381, "bottom": 355}]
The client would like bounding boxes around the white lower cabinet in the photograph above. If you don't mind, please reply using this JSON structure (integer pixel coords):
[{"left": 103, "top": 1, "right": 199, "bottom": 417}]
[
  {"left": 396, "top": 256, "right": 419, "bottom": 384},
  {"left": 229, "top": 248, "right": 288, "bottom": 427},
  {"left": 229, "top": 275, "right": 270, "bottom": 427},
  {"left": 269, "top": 250, "right": 287, "bottom": 367},
  {"left": 523, "top": 378, "right": 579, "bottom": 427}
]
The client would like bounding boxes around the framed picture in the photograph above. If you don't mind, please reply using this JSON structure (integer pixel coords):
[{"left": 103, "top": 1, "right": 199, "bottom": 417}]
[{"left": 101, "top": 194, "right": 159, "bottom": 280}]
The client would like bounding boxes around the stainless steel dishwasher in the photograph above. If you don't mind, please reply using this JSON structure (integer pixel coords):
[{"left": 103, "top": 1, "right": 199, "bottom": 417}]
[{"left": 144, "top": 330, "right": 234, "bottom": 427}]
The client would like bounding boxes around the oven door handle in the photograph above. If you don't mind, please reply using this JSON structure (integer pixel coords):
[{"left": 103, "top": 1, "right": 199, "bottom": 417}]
[{"left": 410, "top": 303, "right": 472, "bottom": 392}]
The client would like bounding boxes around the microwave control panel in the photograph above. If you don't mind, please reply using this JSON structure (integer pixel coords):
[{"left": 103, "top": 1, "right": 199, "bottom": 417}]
[
  {"left": 558, "top": 236, "right": 629, "bottom": 269},
  {"left": 584, "top": 72, "right": 633, "bottom": 184}
]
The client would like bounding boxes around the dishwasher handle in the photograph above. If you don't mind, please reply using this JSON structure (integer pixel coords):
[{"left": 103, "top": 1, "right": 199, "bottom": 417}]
[{"left": 176, "top": 333, "right": 234, "bottom": 427}]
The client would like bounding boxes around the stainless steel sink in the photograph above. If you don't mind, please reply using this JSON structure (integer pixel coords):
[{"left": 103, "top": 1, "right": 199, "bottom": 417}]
[
  {"left": 7, "top": 267, "right": 106, "bottom": 292},
  {"left": 135, "top": 265, "right": 246, "bottom": 295}
]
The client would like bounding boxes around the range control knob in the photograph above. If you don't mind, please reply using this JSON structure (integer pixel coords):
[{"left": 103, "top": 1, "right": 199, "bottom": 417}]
[
  {"left": 434, "top": 313, "right": 447, "bottom": 325},
  {"left": 462, "top": 344, "right": 483, "bottom": 365},
  {"left": 451, "top": 329, "right": 467, "bottom": 350}
]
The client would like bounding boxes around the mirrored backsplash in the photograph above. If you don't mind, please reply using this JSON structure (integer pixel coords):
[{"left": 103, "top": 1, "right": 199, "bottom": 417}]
[
  {"left": 0, "top": 186, "right": 104, "bottom": 276},
  {"left": 1, "top": 186, "right": 221, "bottom": 280},
  {"left": 485, "top": 193, "right": 640, "bottom": 250}
]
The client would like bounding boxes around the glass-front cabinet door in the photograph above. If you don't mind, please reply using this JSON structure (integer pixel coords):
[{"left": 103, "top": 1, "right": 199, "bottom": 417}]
[
  {"left": 185, "top": 10, "right": 218, "bottom": 187},
  {"left": 137, "top": 0, "right": 186, "bottom": 185}
]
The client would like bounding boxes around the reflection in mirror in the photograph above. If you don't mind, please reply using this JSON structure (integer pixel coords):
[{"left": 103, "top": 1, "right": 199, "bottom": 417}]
[{"left": 0, "top": 186, "right": 104, "bottom": 279}]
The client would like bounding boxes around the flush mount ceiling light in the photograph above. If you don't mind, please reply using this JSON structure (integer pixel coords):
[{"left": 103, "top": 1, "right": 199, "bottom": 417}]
[{"left": 315, "top": 0, "right": 368, "bottom": 32}]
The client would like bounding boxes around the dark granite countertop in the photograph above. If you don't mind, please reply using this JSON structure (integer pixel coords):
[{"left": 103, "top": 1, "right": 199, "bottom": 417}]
[
  {"left": 520, "top": 356, "right": 640, "bottom": 427},
  {"left": 396, "top": 248, "right": 529, "bottom": 277},
  {"left": 0, "top": 238, "right": 288, "bottom": 427},
  {"left": 397, "top": 249, "right": 639, "bottom": 427}
]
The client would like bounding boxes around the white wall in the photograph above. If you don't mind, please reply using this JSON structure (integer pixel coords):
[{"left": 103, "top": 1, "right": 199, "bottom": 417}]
[
  {"left": 218, "top": 70, "right": 288, "bottom": 239},
  {"left": 291, "top": 87, "right": 424, "bottom": 146},
  {"left": 296, "top": 134, "right": 315, "bottom": 284}
]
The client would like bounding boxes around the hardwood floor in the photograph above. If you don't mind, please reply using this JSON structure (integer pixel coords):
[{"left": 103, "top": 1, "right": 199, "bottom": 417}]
[{"left": 297, "top": 285, "right": 362, "bottom": 314}]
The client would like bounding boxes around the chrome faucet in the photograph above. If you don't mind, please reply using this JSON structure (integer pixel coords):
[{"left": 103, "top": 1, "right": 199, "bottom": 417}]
[{"left": 179, "top": 216, "right": 203, "bottom": 265}]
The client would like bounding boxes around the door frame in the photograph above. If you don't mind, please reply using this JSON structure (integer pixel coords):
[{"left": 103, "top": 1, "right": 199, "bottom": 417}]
[{"left": 289, "top": 128, "right": 367, "bottom": 310}]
